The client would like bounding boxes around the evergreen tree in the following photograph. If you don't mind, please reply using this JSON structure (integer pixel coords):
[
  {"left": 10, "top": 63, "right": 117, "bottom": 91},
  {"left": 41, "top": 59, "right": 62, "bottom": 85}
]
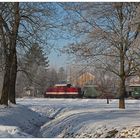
[
  {"left": 17, "top": 43, "right": 49, "bottom": 97},
  {"left": 24, "top": 43, "right": 49, "bottom": 70},
  {"left": 58, "top": 67, "right": 67, "bottom": 83}
]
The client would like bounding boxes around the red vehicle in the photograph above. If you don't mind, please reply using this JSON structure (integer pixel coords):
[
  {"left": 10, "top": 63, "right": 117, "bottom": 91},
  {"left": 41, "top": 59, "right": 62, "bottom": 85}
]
[{"left": 44, "top": 84, "right": 82, "bottom": 98}]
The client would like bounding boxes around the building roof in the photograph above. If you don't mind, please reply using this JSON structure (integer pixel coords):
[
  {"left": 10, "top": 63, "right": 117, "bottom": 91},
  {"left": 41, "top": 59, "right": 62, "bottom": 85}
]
[{"left": 129, "top": 84, "right": 140, "bottom": 87}]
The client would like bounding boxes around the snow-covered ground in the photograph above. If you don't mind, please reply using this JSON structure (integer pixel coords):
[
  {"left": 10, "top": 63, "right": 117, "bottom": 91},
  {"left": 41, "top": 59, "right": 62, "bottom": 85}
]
[
  {"left": 0, "top": 98, "right": 140, "bottom": 138},
  {"left": 0, "top": 101, "right": 50, "bottom": 138}
]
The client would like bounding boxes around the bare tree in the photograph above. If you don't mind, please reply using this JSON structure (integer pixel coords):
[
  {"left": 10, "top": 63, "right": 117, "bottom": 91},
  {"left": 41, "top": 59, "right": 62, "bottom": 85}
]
[
  {"left": 0, "top": 3, "right": 19, "bottom": 105},
  {"left": 0, "top": 2, "right": 57, "bottom": 105},
  {"left": 61, "top": 3, "right": 140, "bottom": 108}
]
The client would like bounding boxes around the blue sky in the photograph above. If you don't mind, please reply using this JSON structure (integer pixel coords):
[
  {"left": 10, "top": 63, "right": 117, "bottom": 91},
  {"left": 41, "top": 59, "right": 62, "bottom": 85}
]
[
  {"left": 44, "top": 3, "right": 72, "bottom": 69},
  {"left": 48, "top": 36, "right": 75, "bottom": 69},
  {"left": 48, "top": 50, "right": 68, "bottom": 69},
  {"left": 44, "top": 3, "right": 89, "bottom": 69}
]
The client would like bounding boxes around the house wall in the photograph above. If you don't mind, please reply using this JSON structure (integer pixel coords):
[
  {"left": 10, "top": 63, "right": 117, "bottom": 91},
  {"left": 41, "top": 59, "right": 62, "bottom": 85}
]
[{"left": 73, "top": 72, "right": 95, "bottom": 87}]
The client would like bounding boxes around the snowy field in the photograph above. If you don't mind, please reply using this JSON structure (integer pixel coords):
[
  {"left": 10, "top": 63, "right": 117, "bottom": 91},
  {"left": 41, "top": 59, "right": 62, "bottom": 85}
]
[{"left": 0, "top": 98, "right": 140, "bottom": 138}]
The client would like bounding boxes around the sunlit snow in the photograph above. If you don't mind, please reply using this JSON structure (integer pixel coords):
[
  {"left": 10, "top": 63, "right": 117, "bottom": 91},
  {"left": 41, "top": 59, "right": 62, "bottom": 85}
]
[{"left": 0, "top": 98, "right": 140, "bottom": 138}]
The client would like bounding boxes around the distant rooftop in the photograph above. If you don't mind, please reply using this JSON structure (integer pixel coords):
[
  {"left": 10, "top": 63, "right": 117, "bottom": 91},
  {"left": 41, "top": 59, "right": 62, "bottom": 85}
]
[{"left": 129, "top": 84, "right": 140, "bottom": 87}]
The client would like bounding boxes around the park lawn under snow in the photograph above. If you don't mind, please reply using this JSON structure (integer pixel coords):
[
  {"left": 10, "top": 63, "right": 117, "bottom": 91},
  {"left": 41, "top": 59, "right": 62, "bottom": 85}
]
[{"left": 0, "top": 98, "right": 140, "bottom": 138}]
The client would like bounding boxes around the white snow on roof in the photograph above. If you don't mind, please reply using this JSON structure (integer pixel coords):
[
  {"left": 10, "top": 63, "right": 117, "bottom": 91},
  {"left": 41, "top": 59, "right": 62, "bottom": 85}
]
[
  {"left": 129, "top": 84, "right": 140, "bottom": 87},
  {"left": 55, "top": 84, "right": 67, "bottom": 87}
]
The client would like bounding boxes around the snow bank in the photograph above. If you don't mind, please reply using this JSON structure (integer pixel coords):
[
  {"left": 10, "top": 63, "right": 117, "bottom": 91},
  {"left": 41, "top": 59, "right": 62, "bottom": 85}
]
[
  {"left": 40, "top": 109, "right": 140, "bottom": 138},
  {"left": 116, "top": 126, "right": 140, "bottom": 138},
  {"left": 8, "top": 98, "right": 139, "bottom": 138},
  {"left": 34, "top": 99, "right": 140, "bottom": 138},
  {"left": 0, "top": 103, "right": 49, "bottom": 138},
  {"left": 0, "top": 125, "right": 33, "bottom": 138}
]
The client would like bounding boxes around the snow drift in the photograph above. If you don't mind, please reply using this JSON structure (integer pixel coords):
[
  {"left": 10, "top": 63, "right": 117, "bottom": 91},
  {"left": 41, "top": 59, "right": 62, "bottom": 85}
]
[
  {"left": 0, "top": 103, "right": 49, "bottom": 137},
  {"left": 0, "top": 98, "right": 140, "bottom": 138}
]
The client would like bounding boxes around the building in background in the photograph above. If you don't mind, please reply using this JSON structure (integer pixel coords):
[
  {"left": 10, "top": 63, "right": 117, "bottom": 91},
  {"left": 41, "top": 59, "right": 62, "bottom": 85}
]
[{"left": 74, "top": 72, "right": 95, "bottom": 87}]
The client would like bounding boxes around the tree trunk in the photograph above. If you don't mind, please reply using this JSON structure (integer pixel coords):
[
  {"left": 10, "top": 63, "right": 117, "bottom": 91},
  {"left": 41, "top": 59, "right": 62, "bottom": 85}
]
[
  {"left": 119, "top": 76, "right": 126, "bottom": 109},
  {"left": 117, "top": 4, "right": 126, "bottom": 109},
  {"left": 0, "top": 3, "right": 19, "bottom": 105},
  {"left": 8, "top": 51, "right": 17, "bottom": 104},
  {"left": 0, "top": 56, "right": 11, "bottom": 106},
  {"left": 119, "top": 98, "right": 125, "bottom": 109},
  {"left": 0, "top": 17, "right": 11, "bottom": 106},
  {"left": 8, "top": 2, "right": 20, "bottom": 104},
  {"left": 118, "top": 45, "right": 126, "bottom": 109},
  {"left": 107, "top": 98, "right": 109, "bottom": 104}
]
